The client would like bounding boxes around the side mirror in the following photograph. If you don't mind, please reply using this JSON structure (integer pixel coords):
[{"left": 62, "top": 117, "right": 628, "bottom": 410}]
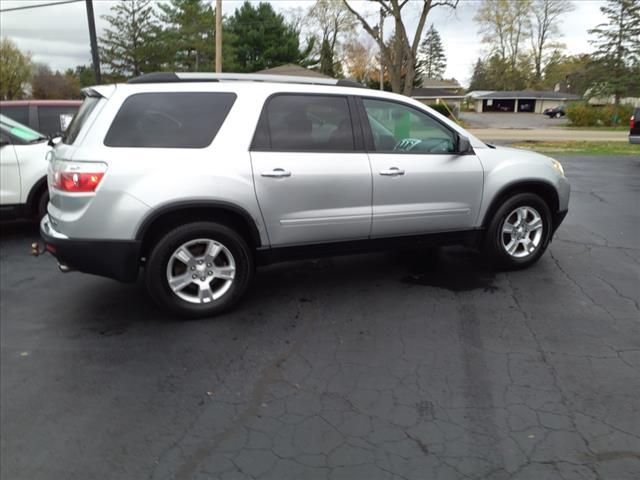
[{"left": 457, "top": 135, "right": 472, "bottom": 154}]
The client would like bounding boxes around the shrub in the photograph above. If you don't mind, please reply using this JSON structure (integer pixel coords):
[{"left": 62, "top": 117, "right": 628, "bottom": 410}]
[
  {"left": 566, "top": 102, "right": 633, "bottom": 127},
  {"left": 427, "top": 103, "right": 451, "bottom": 117}
]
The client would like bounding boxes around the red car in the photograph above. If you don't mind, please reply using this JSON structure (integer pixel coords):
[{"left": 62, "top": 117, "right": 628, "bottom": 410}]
[{"left": 0, "top": 100, "right": 82, "bottom": 137}]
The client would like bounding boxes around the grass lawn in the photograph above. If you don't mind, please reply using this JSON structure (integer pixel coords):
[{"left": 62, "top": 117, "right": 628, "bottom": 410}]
[
  {"left": 553, "top": 125, "right": 629, "bottom": 131},
  {"left": 511, "top": 141, "right": 639, "bottom": 156}
]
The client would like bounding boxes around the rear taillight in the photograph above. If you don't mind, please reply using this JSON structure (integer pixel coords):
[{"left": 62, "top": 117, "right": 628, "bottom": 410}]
[
  {"left": 52, "top": 162, "right": 107, "bottom": 193},
  {"left": 631, "top": 115, "right": 635, "bottom": 130}
]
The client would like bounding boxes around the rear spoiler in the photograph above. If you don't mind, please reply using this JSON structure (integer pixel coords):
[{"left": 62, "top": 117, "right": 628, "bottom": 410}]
[{"left": 81, "top": 84, "right": 116, "bottom": 99}]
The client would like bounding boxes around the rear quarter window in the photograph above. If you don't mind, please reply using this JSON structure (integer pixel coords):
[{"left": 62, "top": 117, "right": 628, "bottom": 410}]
[
  {"left": 1, "top": 106, "right": 30, "bottom": 127},
  {"left": 37, "top": 106, "right": 79, "bottom": 136},
  {"left": 104, "top": 92, "right": 236, "bottom": 148}
]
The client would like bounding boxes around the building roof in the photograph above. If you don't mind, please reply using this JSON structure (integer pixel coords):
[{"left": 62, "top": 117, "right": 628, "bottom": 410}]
[
  {"left": 420, "top": 78, "right": 461, "bottom": 89},
  {"left": 411, "top": 88, "right": 466, "bottom": 99},
  {"left": 256, "top": 64, "right": 332, "bottom": 79},
  {"left": 469, "top": 90, "right": 580, "bottom": 100}
]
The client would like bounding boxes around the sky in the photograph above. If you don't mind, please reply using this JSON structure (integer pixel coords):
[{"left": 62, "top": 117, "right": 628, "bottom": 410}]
[{"left": 0, "top": 0, "right": 605, "bottom": 87}]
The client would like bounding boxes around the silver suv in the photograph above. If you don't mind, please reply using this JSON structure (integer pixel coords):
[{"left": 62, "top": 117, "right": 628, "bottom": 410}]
[{"left": 40, "top": 73, "right": 570, "bottom": 317}]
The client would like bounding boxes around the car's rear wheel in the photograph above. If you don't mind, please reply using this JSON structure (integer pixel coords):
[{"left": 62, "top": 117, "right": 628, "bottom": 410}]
[
  {"left": 145, "top": 222, "right": 253, "bottom": 318},
  {"left": 484, "top": 193, "right": 552, "bottom": 269}
]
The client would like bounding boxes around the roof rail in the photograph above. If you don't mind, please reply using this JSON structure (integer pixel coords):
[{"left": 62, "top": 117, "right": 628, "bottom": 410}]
[{"left": 128, "top": 72, "right": 365, "bottom": 88}]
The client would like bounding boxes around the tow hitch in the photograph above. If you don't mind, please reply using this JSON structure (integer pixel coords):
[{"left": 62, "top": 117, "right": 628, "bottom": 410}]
[
  {"left": 31, "top": 241, "right": 73, "bottom": 273},
  {"left": 31, "top": 241, "right": 45, "bottom": 257}
]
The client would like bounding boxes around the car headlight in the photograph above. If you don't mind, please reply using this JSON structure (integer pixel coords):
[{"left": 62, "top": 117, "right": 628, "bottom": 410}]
[{"left": 551, "top": 159, "right": 565, "bottom": 177}]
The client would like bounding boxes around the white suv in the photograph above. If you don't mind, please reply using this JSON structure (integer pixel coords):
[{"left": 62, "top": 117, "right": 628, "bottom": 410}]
[{"left": 40, "top": 73, "right": 570, "bottom": 317}]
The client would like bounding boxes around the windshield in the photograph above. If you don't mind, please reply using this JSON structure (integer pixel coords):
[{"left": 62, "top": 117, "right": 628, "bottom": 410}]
[
  {"left": 63, "top": 96, "right": 101, "bottom": 145},
  {"left": 0, "top": 114, "right": 47, "bottom": 143}
]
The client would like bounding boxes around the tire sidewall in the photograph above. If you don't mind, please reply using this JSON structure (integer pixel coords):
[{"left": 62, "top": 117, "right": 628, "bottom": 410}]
[
  {"left": 146, "top": 222, "right": 253, "bottom": 318},
  {"left": 486, "top": 193, "right": 552, "bottom": 269}
]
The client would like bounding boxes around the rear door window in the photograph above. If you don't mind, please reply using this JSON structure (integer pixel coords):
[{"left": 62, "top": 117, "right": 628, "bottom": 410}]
[
  {"left": 1, "top": 106, "right": 29, "bottom": 127},
  {"left": 252, "top": 94, "right": 355, "bottom": 152},
  {"left": 37, "top": 106, "right": 79, "bottom": 136},
  {"left": 104, "top": 92, "right": 236, "bottom": 148}
]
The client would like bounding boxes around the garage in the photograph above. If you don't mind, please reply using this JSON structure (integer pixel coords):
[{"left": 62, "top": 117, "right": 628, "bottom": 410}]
[{"left": 469, "top": 91, "right": 580, "bottom": 113}]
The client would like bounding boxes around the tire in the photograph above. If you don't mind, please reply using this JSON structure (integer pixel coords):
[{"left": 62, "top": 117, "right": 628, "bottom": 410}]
[
  {"left": 483, "top": 193, "right": 552, "bottom": 270},
  {"left": 35, "top": 189, "right": 49, "bottom": 220},
  {"left": 145, "top": 221, "right": 253, "bottom": 318}
]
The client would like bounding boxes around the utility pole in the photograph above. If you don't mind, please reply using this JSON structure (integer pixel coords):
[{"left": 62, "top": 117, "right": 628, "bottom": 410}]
[
  {"left": 215, "top": 0, "right": 222, "bottom": 73},
  {"left": 378, "top": 7, "right": 384, "bottom": 91},
  {"left": 85, "top": 0, "right": 101, "bottom": 84}
]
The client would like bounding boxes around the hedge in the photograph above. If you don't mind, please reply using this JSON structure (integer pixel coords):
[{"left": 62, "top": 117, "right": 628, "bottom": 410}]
[
  {"left": 566, "top": 102, "right": 634, "bottom": 127},
  {"left": 427, "top": 103, "right": 451, "bottom": 117}
]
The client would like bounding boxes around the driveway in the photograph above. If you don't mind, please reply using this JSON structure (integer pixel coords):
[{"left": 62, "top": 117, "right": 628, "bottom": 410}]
[
  {"left": 1, "top": 156, "right": 639, "bottom": 480},
  {"left": 460, "top": 112, "right": 568, "bottom": 129}
]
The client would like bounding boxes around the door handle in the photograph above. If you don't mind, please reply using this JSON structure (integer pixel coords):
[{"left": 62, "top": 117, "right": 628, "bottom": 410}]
[
  {"left": 261, "top": 168, "right": 291, "bottom": 178},
  {"left": 379, "top": 167, "right": 405, "bottom": 176}
]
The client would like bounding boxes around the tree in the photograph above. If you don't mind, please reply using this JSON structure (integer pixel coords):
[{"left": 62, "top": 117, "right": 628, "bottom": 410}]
[
  {"left": 66, "top": 65, "right": 97, "bottom": 88},
  {"left": 343, "top": 37, "right": 377, "bottom": 84},
  {"left": 588, "top": 0, "right": 640, "bottom": 103},
  {"left": 343, "top": 0, "right": 459, "bottom": 95},
  {"left": 416, "top": 24, "right": 446, "bottom": 81},
  {"left": 31, "top": 64, "right": 81, "bottom": 99},
  {"left": 468, "top": 57, "right": 489, "bottom": 91},
  {"left": 0, "top": 38, "right": 32, "bottom": 100},
  {"left": 224, "top": 2, "right": 313, "bottom": 73},
  {"left": 305, "top": 0, "right": 357, "bottom": 77},
  {"left": 529, "top": 0, "right": 574, "bottom": 84},
  {"left": 157, "top": 0, "right": 216, "bottom": 72},
  {"left": 99, "top": 0, "right": 163, "bottom": 79}
]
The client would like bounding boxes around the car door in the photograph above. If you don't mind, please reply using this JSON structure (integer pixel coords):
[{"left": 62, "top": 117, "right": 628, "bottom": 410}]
[
  {"left": 250, "top": 93, "right": 372, "bottom": 246},
  {"left": 359, "top": 97, "right": 484, "bottom": 238},
  {"left": 0, "top": 133, "right": 21, "bottom": 205}
]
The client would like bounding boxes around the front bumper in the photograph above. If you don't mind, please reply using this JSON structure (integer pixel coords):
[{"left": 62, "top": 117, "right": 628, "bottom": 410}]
[
  {"left": 552, "top": 209, "right": 568, "bottom": 236},
  {"left": 40, "top": 215, "right": 141, "bottom": 283}
]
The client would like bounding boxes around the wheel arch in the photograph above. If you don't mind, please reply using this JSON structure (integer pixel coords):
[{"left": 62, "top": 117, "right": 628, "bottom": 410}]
[
  {"left": 136, "top": 201, "right": 262, "bottom": 258},
  {"left": 25, "top": 175, "right": 48, "bottom": 215},
  {"left": 481, "top": 180, "right": 559, "bottom": 230}
]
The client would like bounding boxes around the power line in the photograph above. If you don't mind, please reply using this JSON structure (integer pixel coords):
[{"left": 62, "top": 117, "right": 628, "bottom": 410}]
[{"left": 0, "top": 0, "right": 83, "bottom": 13}]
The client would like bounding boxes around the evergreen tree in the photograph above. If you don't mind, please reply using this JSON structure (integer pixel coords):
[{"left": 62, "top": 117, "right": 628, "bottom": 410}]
[
  {"left": 224, "top": 2, "right": 313, "bottom": 73},
  {"left": 588, "top": 0, "right": 640, "bottom": 103},
  {"left": 157, "top": 0, "right": 215, "bottom": 72},
  {"left": 99, "top": 0, "right": 163, "bottom": 79},
  {"left": 468, "top": 58, "right": 489, "bottom": 91},
  {"left": 417, "top": 24, "right": 447, "bottom": 81}
]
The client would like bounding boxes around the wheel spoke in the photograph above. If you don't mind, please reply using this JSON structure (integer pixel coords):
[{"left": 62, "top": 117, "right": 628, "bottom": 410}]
[
  {"left": 205, "top": 241, "right": 221, "bottom": 261},
  {"left": 524, "top": 239, "right": 536, "bottom": 253},
  {"left": 198, "top": 284, "right": 215, "bottom": 303},
  {"left": 169, "top": 274, "right": 192, "bottom": 292},
  {"left": 502, "top": 222, "right": 515, "bottom": 234},
  {"left": 215, "top": 266, "right": 235, "bottom": 280},
  {"left": 506, "top": 239, "right": 519, "bottom": 255},
  {"left": 516, "top": 208, "right": 525, "bottom": 224},
  {"left": 175, "top": 247, "right": 194, "bottom": 265},
  {"left": 528, "top": 218, "right": 543, "bottom": 231}
]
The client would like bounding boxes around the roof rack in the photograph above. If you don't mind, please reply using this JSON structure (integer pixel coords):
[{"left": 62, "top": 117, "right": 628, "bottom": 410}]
[{"left": 127, "top": 72, "right": 365, "bottom": 88}]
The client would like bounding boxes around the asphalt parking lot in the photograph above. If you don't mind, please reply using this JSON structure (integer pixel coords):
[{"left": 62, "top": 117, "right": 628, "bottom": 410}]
[{"left": 1, "top": 155, "right": 639, "bottom": 480}]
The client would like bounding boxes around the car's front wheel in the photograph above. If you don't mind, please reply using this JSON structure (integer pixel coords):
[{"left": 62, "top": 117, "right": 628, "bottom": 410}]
[
  {"left": 145, "top": 222, "right": 253, "bottom": 318},
  {"left": 484, "top": 193, "right": 552, "bottom": 269}
]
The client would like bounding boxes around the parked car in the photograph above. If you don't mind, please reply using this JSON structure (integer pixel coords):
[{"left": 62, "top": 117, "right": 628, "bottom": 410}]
[
  {"left": 0, "top": 115, "right": 51, "bottom": 218},
  {"left": 630, "top": 108, "right": 640, "bottom": 144},
  {"left": 0, "top": 100, "right": 81, "bottom": 137},
  {"left": 40, "top": 72, "right": 570, "bottom": 318},
  {"left": 543, "top": 105, "right": 565, "bottom": 118}
]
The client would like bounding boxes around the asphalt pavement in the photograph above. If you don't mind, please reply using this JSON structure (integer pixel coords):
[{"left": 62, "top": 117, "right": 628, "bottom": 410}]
[{"left": 1, "top": 156, "right": 639, "bottom": 480}]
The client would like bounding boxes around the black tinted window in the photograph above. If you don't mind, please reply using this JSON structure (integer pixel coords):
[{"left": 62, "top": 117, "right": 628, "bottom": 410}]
[
  {"left": 38, "top": 106, "right": 78, "bottom": 136},
  {"left": 257, "top": 94, "right": 354, "bottom": 151},
  {"left": 104, "top": 92, "right": 236, "bottom": 148},
  {"left": 1, "top": 106, "right": 29, "bottom": 126}
]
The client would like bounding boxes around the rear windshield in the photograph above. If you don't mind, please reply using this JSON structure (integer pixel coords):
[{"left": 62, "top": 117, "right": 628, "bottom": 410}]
[
  {"left": 104, "top": 92, "right": 236, "bottom": 148},
  {"left": 63, "top": 96, "right": 101, "bottom": 145}
]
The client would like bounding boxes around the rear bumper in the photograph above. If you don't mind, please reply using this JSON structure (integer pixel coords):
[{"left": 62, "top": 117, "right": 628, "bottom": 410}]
[
  {"left": 629, "top": 135, "right": 640, "bottom": 144},
  {"left": 40, "top": 216, "right": 140, "bottom": 283}
]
